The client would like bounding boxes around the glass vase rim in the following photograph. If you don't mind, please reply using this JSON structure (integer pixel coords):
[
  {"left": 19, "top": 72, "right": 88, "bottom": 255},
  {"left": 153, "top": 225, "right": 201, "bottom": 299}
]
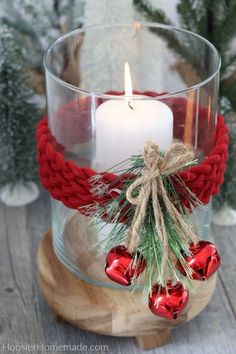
[{"left": 44, "top": 21, "right": 221, "bottom": 100}]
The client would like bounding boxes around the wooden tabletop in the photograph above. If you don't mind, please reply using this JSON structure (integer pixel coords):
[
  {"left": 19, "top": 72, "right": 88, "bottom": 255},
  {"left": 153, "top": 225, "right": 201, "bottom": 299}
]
[{"left": 0, "top": 191, "right": 235, "bottom": 353}]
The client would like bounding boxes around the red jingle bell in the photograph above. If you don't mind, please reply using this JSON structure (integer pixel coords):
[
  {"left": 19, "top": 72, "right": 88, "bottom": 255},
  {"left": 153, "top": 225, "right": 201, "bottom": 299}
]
[
  {"left": 178, "top": 241, "right": 221, "bottom": 280},
  {"left": 149, "top": 282, "right": 189, "bottom": 320},
  {"left": 105, "top": 246, "right": 146, "bottom": 286}
]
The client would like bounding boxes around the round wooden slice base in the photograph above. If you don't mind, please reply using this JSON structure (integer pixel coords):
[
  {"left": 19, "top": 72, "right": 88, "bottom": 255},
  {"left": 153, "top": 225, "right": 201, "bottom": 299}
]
[{"left": 37, "top": 230, "right": 217, "bottom": 350}]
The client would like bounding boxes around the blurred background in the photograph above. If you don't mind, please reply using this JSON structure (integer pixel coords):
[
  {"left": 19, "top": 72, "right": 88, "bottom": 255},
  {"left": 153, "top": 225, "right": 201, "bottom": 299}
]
[{"left": 0, "top": 0, "right": 235, "bottom": 223}]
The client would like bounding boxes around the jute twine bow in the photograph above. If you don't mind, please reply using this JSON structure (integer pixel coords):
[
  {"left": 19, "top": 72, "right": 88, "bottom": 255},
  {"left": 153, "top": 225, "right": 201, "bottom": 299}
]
[{"left": 125, "top": 141, "right": 198, "bottom": 280}]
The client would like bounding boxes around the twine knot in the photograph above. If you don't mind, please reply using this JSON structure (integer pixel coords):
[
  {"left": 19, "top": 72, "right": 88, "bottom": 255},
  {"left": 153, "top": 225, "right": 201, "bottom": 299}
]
[{"left": 125, "top": 141, "right": 198, "bottom": 283}]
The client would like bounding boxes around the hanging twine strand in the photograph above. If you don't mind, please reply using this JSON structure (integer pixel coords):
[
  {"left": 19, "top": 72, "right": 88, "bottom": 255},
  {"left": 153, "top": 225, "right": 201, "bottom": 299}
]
[{"left": 126, "top": 141, "right": 199, "bottom": 280}]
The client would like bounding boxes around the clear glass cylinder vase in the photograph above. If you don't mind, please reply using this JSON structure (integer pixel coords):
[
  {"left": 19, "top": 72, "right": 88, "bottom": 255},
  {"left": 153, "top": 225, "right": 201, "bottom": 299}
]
[{"left": 44, "top": 22, "right": 220, "bottom": 289}]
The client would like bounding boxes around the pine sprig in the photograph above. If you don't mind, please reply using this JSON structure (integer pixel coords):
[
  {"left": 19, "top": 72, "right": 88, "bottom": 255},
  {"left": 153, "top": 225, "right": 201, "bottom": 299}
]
[{"left": 84, "top": 153, "right": 199, "bottom": 296}]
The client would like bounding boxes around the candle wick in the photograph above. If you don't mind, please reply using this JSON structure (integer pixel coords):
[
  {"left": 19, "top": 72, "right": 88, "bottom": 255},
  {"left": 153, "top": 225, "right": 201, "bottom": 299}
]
[{"left": 128, "top": 101, "right": 134, "bottom": 110}]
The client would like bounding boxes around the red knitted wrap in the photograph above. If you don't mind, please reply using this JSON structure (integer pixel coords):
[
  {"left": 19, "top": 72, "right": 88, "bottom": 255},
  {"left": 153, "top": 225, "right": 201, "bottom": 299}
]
[{"left": 36, "top": 95, "right": 228, "bottom": 212}]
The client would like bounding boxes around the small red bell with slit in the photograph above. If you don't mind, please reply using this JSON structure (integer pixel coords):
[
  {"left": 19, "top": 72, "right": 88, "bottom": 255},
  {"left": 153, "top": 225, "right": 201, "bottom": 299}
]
[
  {"left": 105, "top": 245, "right": 146, "bottom": 286},
  {"left": 149, "top": 282, "right": 189, "bottom": 320},
  {"left": 178, "top": 241, "right": 221, "bottom": 280}
]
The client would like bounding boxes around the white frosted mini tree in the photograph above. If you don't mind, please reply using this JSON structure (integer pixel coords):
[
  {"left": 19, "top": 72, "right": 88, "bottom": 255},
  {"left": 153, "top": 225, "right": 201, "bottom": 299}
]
[{"left": 0, "top": 25, "right": 39, "bottom": 206}]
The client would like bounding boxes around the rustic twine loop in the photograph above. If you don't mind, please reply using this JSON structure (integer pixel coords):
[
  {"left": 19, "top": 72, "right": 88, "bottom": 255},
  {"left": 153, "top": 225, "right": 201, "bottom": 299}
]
[{"left": 126, "top": 141, "right": 198, "bottom": 282}]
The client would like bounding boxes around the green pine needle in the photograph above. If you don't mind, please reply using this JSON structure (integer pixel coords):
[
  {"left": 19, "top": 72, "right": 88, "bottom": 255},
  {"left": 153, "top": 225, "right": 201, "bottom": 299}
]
[{"left": 84, "top": 153, "right": 199, "bottom": 297}]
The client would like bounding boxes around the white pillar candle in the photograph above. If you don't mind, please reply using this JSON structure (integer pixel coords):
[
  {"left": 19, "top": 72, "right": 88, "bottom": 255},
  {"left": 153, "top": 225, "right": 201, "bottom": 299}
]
[{"left": 96, "top": 99, "right": 173, "bottom": 170}]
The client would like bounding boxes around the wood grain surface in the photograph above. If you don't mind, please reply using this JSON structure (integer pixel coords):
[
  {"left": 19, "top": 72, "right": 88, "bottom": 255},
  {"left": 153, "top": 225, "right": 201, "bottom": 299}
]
[
  {"left": 37, "top": 229, "right": 216, "bottom": 344},
  {"left": 0, "top": 191, "right": 235, "bottom": 353}
]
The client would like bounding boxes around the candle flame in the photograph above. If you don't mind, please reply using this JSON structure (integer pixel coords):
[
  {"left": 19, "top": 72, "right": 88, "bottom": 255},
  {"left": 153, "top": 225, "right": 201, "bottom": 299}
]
[{"left": 124, "top": 62, "right": 133, "bottom": 96}]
